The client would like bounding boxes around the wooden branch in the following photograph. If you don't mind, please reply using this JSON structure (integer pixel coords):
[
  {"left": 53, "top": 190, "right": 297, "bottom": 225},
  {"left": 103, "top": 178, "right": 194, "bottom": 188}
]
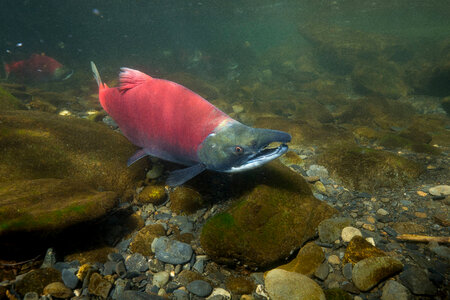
[{"left": 396, "top": 234, "right": 450, "bottom": 244}]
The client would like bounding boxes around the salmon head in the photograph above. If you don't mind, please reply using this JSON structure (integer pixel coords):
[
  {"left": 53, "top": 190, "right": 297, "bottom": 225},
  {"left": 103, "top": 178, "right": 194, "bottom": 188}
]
[{"left": 198, "top": 121, "right": 291, "bottom": 172}]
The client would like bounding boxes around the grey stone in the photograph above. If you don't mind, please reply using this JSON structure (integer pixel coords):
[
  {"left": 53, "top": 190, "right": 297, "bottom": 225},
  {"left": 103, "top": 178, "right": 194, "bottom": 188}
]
[
  {"left": 116, "top": 238, "right": 132, "bottom": 252},
  {"left": 152, "top": 271, "right": 170, "bottom": 288},
  {"left": 318, "top": 217, "right": 352, "bottom": 243},
  {"left": 111, "top": 278, "right": 130, "bottom": 300},
  {"left": 314, "top": 262, "right": 329, "bottom": 281},
  {"left": 108, "top": 252, "right": 124, "bottom": 262},
  {"left": 125, "top": 253, "right": 149, "bottom": 273},
  {"left": 116, "top": 261, "right": 127, "bottom": 277},
  {"left": 152, "top": 237, "right": 193, "bottom": 265},
  {"left": 343, "top": 263, "right": 353, "bottom": 280},
  {"left": 23, "top": 292, "right": 39, "bottom": 300},
  {"left": 53, "top": 262, "right": 70, "bottom": 273},
  {"left": 148, "top": 258, "right": 165, "bottom": 273},
  {"left": 117, "top": 290, "right": 165, "bottom": 300},
  {"left": 381, "top": 280, "right": 411, "bottom": 300},
  {"left": 103, "top": 261, "right": 117, "bottom": 276},
  {"left": 173, "top": 289, "right": 189, "bottom": 300},
  {"left": 186, "top": 280, "right": 213, "bottom": 297},
  {"left": 62, "top": 268, "right": 79, "bottom": 289},
  {"left": 193, "top": 256, "right": 207, "bottom": 273},
  {"left": 41, "top": 248, "right": 56, "bottom": 268},
  {"left": 306, "top": 164, "right": 329, "bottom": 180},
  {"left": 399, "top": 265, "right": 437, "bottom": 295}
]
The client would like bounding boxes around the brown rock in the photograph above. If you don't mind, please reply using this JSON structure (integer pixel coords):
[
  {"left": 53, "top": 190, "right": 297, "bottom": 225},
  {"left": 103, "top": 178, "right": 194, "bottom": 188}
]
[
  {"left": 352, "top": 256, "right": 403, "bottom": 291},
  {"left": 88, "top": 273, "right": 112, "bottom": 299},
  {"left": 130, "top": 224, "right": 166, "bottom": 256},
  {"left": 138, "top": 185, "right": 167, "bottom": 205},
  {"left": 278, "top": 242, "right": 324, "bottom": 276},
  {"left": 43, "top": 282, "right": 73, "bottom": 298},
  {"left": 225, "top": 276, "right": 256, "bottom": 295},
  {"left": 343, "top": 236, "right": 386, "bottom": 265},
  {"left": 392, "top": 222, "right": 425, "bottom": 234},
  {"left": 15, "top": 268, "right": 61, "bottom": 296},
  {"left": 65, "top": 247, "right": 117, "bottom": 264},
  {"left": 170, "top": 187, "right": 204, "bottom": 214}
]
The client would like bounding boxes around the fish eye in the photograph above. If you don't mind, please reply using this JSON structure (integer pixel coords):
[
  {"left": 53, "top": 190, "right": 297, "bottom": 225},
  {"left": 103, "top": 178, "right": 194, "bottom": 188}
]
[{"left": 234, "top": 146, "right": 244, "bottom": 154}]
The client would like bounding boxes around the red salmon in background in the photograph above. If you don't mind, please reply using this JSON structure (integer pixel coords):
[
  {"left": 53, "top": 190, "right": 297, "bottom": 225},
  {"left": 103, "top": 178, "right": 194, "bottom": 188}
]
[{"left": 4, "top": 53, "right": 73, "bottom": 82}]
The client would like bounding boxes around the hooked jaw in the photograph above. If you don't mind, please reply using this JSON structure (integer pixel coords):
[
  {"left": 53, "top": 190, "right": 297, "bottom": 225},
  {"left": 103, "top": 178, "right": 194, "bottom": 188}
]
[{"left": 198, "top": 122, "right": 291, "bottom": 173}]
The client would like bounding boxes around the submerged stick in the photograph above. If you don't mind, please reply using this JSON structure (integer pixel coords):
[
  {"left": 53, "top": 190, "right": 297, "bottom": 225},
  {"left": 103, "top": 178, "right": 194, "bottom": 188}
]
[{"left": 397, "top": 234, "right": 450, "bottom": 244}]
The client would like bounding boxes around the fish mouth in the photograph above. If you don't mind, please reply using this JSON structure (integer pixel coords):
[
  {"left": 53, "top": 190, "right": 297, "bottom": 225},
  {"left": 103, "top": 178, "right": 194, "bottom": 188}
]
[{"left": 225, "top": 143, "right": 289, "bottom": 173}]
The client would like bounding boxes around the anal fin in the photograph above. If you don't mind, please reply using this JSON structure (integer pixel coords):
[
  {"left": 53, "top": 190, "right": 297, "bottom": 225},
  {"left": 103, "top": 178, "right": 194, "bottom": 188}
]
[
  {"left": 166, "top": 164, "right": 206, "bottom": 187},
  {"left": 127, "top": 149, "right": 149, "bottom": 167}
]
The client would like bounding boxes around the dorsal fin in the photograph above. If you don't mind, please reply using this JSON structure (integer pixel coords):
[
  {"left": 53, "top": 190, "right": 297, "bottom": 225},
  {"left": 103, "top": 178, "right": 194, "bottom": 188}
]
[{"left": 119, "top": 67, "right": 152, "bottom": 92}]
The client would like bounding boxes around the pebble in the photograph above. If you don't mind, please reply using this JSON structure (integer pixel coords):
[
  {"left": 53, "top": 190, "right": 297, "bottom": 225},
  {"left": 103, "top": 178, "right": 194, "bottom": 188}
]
[
  {"left": 306, "top": 164, "right": 329, "bottom": 180},
  {"left": 41, "top": 248, "right": 56, "bottom": 268},
  {"left": 416, "top": 190, "right": 427, "bottom": 197},
  {"left": 62, "top": 268, "right": 79, "bottom": 289},
  {"left": 341, "top": 226, "right": 362, "bottom": 242},
  {"left": 207, "top": 288, "right": 232, "bottom": 299},
  {"left": 414, "top": 212, "right": 427, "bottom": 218},
  {"left": 111, "top": 279, "right": 130, "bottom": 300},
  {"left": 193, "top": 255, "right": 207, "bottom": 273},
  {"left": 115, "top": 261, "right": 127, "bottom": 277},
  {"left": 152, "top": 236, "right": 193, "bottom": 265},
  {"left": 314, "top": 262, "right": 329, "bottom": 281},
  {"left": 187, "top": 280, "right": 213, "bottom": 297},
  {"left": 153, "top": 271, "right": 170, "bottom": 288},
  {"left": 327, "top": 255, "right": 340, "bottom": 265},
  {"left": 399, "top": 265, "right": 437, "bottom": 295},
  {"left": 173, "top": 289, "right": 189, "bottom": 300},
  {"left": 342, "top": 263, "right": 353, "bottom": 280},
  {"left": 352, "top": 256, "right": 403, "bottom": 291},
  {"left": 429, "top": 242, "right": 450, "bottom": 260},
  {"left": 377, "top": 208, "right": 389, "bottom": 216},
  {"left": 265, "top": 269, "right": 325, "bottom": 300},
  {"left": 88, "top": 273, "right": 113, "bottom": 299},
  {"left": 318, "top": 217, "right": 353, "bottom": 243},
  {"left": 381, "top": 280, "right": 411, "bottom": 300},
  {"left": 429, "top": 185, "right": 450, "bottom": 196},
  {"left": 362, "top": 223, "right": 376, "bottom": 231},
  {"left": 124, "top": 254, "right": 148, "bottom": 274},
  {"left": 23, "top": 292, "right": 39, "bottom": 300},
  {"left": 43, "top": 282, "right": 73, "bottom": 299}
]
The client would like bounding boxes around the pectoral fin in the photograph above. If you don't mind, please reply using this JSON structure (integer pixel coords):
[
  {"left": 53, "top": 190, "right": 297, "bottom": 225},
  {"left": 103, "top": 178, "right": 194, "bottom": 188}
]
[
  {"left": 127, "top": 149, "right": 149, "bottom": 167},
  {"left": 166, "top": 164, "right": 206, "bottom": 187}
]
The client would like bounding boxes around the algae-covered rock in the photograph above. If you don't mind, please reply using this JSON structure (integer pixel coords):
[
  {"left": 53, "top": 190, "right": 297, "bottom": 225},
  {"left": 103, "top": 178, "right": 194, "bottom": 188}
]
[
  {"left": 65, "top": 247, "right": 117, "bottom": 265},
  {"left": 277, "top": 242, "right": 324, "bottom": 276},
  {"left": 225, "top": 276, "right": 256, "bottom": 295},
  {"left": 0, "top": 111, "right": 145, "bottom": 236},
  {"left": 130, "top": 224, "right": 166, "bottom": 256},
  {"left": 352, "top": 256, "right": 403, "bottom": 291},
  {"left": 343, "top": 236, "right": 386, "bottom": 265},
  {"left": 201, "top": 161, "right": 337, "bottom": 268},
  {"left": 88, "top": 273, "right": 112, "bottom": 299},
  {"left": 15, "top": 268, "right": 62, "bottom": 296},
  {"left": 170, "top": 186, "right": 204, "bottom": 215},
  {"left": 138, "top": 185, "right": 167, "bottom": 205},
  {"left": 318, "top": 217, "right": 353, "bottom": 244},
  {"left": 0, "top": 86, "right": 25, "bottom": 110},
  {"left": 319, "top": 145, "right": 423, "bottom": 192},
  {"left": 324, "top": 288, "right": 352, "bottom": 300}
]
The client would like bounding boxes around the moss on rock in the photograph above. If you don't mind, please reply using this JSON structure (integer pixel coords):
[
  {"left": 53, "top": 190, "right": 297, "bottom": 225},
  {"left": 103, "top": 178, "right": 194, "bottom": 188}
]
[
  {"left": 201, "top": 161, "right": 337, "bottom": 268},
  {"left": 0, "top": 110, "right": 145, "bottom": 236},
  {"left": 15, "top": 268, "right": 62, "bottom": 296},
  {"left": 170, "top": 186, "right": 204, "bottom": 215},
  {"left": 319, "top": 145, "right": 423, "bottom": 192},
  {"left": 343, "top": 236, "right": 386, "bottom": 265},
  {"left": 0, "top": 86, "right": 25, "bottom": 110},
  {"left": 278, "top": 242, "right": 325, "bottom": 275}
]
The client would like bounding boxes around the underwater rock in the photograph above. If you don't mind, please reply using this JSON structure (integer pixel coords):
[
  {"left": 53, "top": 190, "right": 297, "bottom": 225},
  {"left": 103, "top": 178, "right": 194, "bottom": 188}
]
[
  {"left": 200, "top": 160, "right": 337, "bottom": 268},
  {"left": 277, "top": 242, "right": 324, "bottom": 276},
  {"left": 65, "top": 247, "right": 117, "bottom": 265},
  {"left": 15, "top": 268, "right": 62, "bottom": 296},
  {"left": 225, "top": 276, "right": 256, "bottom": 296},
  {"left": 169, "top": 186, "right": 204, "bottom": 215},
  {"left": 0, "top": 86, "right": 25, "bottom": 110},
  {"left": 88, "top": 272, "right": 112, "bottom": 299},
  {"left": 318, "top": 217, "right": 353, "bottom": 244},
  {"left": 138, "top": 185, "right": 167, "bottom": 205},
  {"left": 0, "top": 111, "right": 145, "bottom": 238},
  {"left": 265, "top": 269, "right": 326, "bottom": 300},
  {"left": 343, "top": 236, "right": 386, "bottom": 265},
  {"left": 319, "top": 145, "right": 423, "bottom": 192},
  {"left": 352, "top": 256, "right": 403, "bottom": 291},
  {"left": 43, "top": 282, "right": 73, "bottom": 299},
  {"left": 323, "top": 288, "right": 352, "bottom": 300},
  {"left": 129, "top": 224, "right": 166, "bottom": 256},
  {"left": 352, "top": 60, "right": 409, "bottom": 99}
]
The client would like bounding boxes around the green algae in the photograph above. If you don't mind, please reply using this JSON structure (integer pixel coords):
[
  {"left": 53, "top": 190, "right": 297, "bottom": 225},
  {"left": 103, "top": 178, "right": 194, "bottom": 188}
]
[{"left": 0, "top": 86, "right": 24, "bottom": 111}]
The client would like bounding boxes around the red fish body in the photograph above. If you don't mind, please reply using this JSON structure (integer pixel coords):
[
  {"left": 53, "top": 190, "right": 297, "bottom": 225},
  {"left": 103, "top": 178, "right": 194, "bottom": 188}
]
[
  {"left": 4, "top": 54, "right": 72, "bottom": 82},
  {"left": 91, "top": 62, "right": 291, "bottom": 186},
  {"left": 98, "top": 68, "right": 233, "bottom": 165}
]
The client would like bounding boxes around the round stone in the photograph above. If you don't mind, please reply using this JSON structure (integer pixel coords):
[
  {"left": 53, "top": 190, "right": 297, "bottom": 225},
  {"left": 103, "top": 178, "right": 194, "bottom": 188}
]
[
  {"left": 152, "top": 236, "right": 193, "bottom": 265},
  {"left": 341, "top": 226, "right": 362, "bottom": 242},
  {"left": 377, "top": 208, "right": 389, "bottom": 216},
  {"left": 43, "top": 282, "right": 73, "bottom": 299},
  {"left": 186, "top": 280, "right": 213, "bottom": 297},
  {"left": 265, "top": 269, "right": 325, "bottom": 300},
  {"left": 328, "top": 255, "right": 340, "bottom": 265},
  {"left": 153, "top": 271, "right": 170, "bottom": 288},
  {"left": 429, "top": 185, "right": 450, "bottom": 196}
]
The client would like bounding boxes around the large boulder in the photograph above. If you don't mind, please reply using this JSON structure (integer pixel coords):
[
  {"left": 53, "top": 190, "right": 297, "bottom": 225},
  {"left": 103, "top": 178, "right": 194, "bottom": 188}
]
[
  {"left": 0, "top": 111, "right": 145, "bottom": 238},
  {"left": 200, "top": 161, "right": 337, "bottom": 268}
]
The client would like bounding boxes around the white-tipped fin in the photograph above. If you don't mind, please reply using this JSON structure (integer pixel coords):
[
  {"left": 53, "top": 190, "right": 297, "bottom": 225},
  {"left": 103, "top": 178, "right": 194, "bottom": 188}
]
[
  {"left": 119, "top": 67, "right": 152, "bottom": 92},
  {"left": 90, "top": 61, "right": 102, "bottom": 87}
]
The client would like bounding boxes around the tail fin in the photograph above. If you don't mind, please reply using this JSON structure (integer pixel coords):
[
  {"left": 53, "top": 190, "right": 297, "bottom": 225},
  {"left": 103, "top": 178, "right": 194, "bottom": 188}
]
[{"left": 90, "top": 61, "right": 102, "bottom": 87}]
